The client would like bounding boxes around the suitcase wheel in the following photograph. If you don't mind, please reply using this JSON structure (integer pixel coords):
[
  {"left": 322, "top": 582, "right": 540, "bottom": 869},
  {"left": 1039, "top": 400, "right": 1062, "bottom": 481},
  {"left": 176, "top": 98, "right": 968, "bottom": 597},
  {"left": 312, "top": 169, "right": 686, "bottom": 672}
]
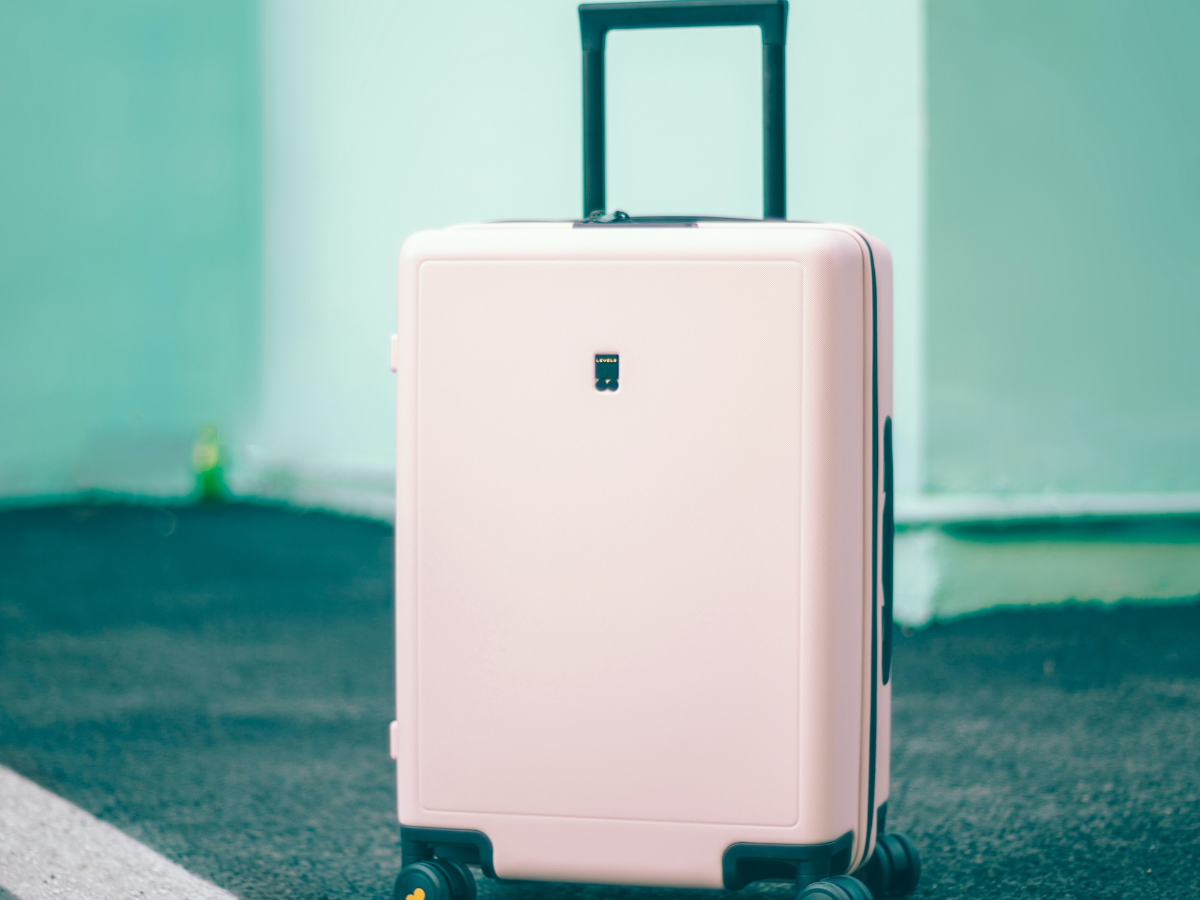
[
  {"left": 853, "top": 833, "right": 921, "bottom": 899},
  {"left": 437, "top": 859, "right": 477, "bottom": 900},
  {"left": 881, "top": 833, "right": 921, "bottom": 896},
  {"left": 393, "top": 859, "right": 476, "bottom": 900},
  {"left": 798, "top": 874, "right": 874, "bottom": 900}
]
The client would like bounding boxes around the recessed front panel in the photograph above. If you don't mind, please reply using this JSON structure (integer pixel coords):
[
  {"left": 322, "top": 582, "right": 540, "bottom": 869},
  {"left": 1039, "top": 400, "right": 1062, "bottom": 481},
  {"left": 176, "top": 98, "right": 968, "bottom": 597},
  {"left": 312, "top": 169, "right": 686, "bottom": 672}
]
[{"left": 415, "top": 259, "right": 803, "bottom": 826}]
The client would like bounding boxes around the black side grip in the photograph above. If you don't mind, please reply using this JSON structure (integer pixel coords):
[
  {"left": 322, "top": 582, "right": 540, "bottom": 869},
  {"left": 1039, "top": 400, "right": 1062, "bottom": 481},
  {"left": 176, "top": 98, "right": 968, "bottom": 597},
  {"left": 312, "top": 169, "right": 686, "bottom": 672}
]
[{"left": 881, "top": 416, "right": 894, "bottom": 684}]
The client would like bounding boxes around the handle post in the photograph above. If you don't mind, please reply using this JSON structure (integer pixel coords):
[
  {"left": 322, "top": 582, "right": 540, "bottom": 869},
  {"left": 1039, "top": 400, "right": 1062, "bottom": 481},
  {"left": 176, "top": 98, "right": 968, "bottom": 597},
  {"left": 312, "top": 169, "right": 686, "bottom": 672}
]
[
  {"left": 583, "top": 49, "right": 606, "bottom": 217},
  {"left": 762, "top": 41, "right": 785, "bottom": 219}
]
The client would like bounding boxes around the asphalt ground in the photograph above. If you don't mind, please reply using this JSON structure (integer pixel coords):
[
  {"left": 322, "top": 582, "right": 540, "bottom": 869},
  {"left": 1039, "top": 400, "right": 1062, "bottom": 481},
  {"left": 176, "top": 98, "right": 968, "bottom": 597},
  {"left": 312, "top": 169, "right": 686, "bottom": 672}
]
[{"left": 1, "top": 503, "right": 1197, "bottom": 900}]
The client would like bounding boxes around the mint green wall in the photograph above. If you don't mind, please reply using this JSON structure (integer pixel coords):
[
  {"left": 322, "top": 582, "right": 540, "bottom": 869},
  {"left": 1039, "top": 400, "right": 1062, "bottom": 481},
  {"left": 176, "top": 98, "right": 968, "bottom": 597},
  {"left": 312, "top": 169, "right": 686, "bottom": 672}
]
[
  {"left": 926, "top": 0, "right": 1200, "bottom": 494},
  {"left": 0, "top": 1, "right": 259, "bottom": 498}
]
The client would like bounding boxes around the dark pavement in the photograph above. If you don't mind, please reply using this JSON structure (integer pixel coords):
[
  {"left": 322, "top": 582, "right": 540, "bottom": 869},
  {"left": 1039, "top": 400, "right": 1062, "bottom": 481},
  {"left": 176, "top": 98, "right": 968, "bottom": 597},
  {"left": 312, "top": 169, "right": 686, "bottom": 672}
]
[{"left": 1, "top": 503, "right": 1197, "bottom": 900}]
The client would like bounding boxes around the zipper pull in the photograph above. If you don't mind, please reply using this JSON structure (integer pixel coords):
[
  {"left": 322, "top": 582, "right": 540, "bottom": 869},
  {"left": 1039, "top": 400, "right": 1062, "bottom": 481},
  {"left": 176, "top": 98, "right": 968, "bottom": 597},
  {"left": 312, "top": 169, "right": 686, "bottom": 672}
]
[{"left": 583, "top": 210, "right": 630, "bottom": 224}]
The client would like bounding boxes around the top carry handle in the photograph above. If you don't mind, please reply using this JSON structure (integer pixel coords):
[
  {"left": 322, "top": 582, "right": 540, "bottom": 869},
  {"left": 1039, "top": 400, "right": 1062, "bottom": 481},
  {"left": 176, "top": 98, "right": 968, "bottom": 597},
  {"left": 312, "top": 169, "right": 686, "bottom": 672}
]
[{"left": 579, "top": 0, "right": 789, "bottom": 220}]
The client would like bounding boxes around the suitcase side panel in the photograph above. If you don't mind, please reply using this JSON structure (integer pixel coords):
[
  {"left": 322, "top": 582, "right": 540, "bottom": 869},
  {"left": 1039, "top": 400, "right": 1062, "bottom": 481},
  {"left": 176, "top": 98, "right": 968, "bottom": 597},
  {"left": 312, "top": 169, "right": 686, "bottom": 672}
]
[
  {"left": 871, "top": 235, "right": 894, "bottom": 845},
  {"left": 845, "top": 229, "right": 893, "bottom": 874}
]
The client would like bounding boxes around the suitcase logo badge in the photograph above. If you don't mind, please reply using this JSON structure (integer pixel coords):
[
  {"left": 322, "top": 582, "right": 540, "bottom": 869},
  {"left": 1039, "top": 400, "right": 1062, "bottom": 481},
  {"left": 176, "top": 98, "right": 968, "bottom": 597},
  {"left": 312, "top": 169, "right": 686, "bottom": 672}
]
[{"left": 595, "top": 353, "right": 619, "bottom": 391}]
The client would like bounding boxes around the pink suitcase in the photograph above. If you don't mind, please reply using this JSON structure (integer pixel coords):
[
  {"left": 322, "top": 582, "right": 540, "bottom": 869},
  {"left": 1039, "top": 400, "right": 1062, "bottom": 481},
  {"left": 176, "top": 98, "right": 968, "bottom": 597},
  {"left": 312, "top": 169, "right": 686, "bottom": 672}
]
[{"left": 389, "top": 3, "right": 920, "bottom": 899}]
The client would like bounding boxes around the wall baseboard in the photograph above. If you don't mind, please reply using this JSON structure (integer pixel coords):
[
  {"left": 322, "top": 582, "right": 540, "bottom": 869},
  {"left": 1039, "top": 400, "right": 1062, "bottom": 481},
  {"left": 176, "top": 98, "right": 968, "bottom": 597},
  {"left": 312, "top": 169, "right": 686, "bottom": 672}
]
[
  {"left": 895, "top": 524, "right": 1200, "bottom": 627},
  {"left": 232, "top": 469, "right": 1200, "bottom": 530},
  {"left": 226, "top": 461, "right": 395, "bottom": 522},
  {"left": 896, "top": 492, "right": 1200, "bottom": 526},
  {"left": 6, "top": 466, "right": 1199, "bottom": 628}
]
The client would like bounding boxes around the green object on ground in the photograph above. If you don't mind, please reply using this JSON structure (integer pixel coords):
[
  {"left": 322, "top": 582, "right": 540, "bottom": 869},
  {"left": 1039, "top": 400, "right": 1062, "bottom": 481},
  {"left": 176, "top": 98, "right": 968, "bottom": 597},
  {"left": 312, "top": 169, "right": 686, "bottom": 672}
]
[{"left": 191, "top": 425, "right": 228, "bottom": 503}]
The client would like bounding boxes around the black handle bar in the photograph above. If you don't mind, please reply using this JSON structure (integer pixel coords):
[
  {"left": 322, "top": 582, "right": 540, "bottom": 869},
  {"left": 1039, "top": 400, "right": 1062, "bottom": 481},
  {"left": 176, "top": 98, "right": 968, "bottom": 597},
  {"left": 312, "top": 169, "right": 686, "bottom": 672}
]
[{"left": 579, "top": 0, "right": 789, "bottom": 219}]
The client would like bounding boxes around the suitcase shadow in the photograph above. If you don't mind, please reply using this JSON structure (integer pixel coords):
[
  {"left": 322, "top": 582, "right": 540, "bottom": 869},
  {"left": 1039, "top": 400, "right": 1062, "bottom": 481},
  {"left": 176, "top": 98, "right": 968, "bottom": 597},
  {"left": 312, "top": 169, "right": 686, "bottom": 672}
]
[{"left": 478, "top": 876, "right": 795, "bottom": 900}]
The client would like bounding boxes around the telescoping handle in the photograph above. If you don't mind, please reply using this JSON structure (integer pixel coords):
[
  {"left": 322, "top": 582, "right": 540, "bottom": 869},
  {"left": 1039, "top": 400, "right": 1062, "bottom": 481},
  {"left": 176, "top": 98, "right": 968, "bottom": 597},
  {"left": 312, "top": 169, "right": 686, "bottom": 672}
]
[{"left": 579, "top": 0, "right": 789, "bottom": 220}]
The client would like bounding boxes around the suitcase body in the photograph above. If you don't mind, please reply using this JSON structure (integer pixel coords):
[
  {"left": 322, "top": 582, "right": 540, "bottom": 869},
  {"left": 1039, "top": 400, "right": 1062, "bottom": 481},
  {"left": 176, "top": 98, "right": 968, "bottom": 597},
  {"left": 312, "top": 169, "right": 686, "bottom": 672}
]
[
  {"left": 390, "top": 3, "right": 915, "bottom": 898},
  {"left": 392, "top": 219, "right": 894, "bottom": 889}
]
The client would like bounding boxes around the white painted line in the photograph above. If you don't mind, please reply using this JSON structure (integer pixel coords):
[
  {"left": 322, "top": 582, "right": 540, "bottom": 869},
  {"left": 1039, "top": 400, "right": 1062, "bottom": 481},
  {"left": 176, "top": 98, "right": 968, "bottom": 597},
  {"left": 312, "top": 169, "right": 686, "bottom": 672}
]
[{"left": 0, "top": 765, "right": 238, "bottom": 900}]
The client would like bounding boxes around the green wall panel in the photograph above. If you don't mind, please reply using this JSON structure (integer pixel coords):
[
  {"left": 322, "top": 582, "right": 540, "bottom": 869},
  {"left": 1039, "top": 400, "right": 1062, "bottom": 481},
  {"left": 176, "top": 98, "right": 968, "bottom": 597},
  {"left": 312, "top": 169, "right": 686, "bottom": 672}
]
[
  {"left": 0, "top": 0, "right": 259, "bottom": 497},
  {"left": 927, "top": 0, "right": 1200, "bottom": 494}
]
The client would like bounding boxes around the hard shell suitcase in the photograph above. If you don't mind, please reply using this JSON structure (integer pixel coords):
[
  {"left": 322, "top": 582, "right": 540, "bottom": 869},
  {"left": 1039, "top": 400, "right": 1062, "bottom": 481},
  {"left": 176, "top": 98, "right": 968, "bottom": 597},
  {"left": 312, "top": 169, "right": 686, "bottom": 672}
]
[{"left": 389, "top": 3, "right": 920, "bottom": 899}]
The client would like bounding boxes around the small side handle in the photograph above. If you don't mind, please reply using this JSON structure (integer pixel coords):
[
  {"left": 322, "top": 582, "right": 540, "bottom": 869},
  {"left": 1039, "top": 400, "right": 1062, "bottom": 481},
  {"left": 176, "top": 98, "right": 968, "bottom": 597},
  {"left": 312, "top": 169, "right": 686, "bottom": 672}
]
[{"left": 882, "top": 416, "right": 895, "bottom": 685}]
